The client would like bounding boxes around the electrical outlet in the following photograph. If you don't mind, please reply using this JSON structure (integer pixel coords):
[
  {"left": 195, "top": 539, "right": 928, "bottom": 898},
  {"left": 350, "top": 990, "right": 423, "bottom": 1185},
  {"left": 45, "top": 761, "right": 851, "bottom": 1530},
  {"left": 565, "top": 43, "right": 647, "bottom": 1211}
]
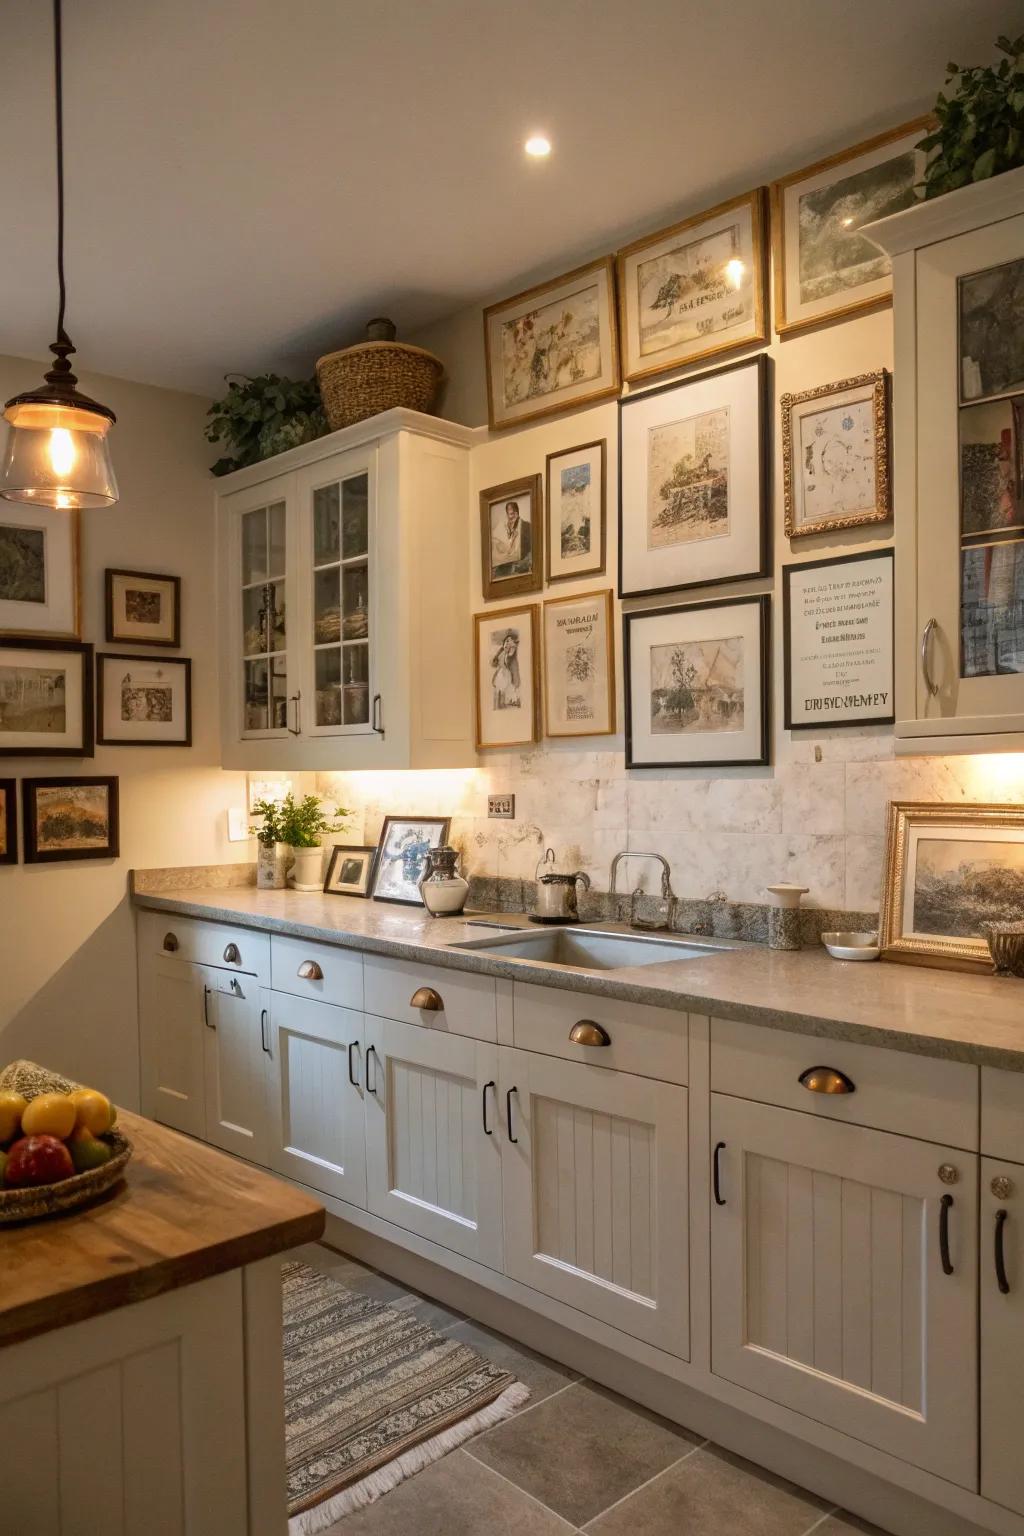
[
  {"left": 227, "top": 807, "right": 252, "bottom": 842},
  {"left": 488, "top": 794, "right": 516, "bottom": 819}
]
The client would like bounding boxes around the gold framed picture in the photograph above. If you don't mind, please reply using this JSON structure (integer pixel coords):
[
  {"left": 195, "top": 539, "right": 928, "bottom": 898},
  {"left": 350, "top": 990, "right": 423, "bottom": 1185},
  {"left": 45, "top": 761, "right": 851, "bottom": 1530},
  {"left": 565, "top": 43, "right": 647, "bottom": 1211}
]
[
  {"left": 480, "top": 475, "right": 543, "bottom": 599},
  {"left": 782, "top": 370, "right": 890, "bottom": 538},
  {"left": 880, "top": 801, "right": 1024, "bottom": 971},
  {"left": 483, "top": 256, "right": 620, "bottom": 431},
  {"left": 542, "top": 588, "right": 615, "bottom": 739},
  {"left": 616, "top": 189, "right": 768, "bottom": 384},
  {"left": 473, "top": 603, "right": 540, "bottom": 750},
  {"left": 770, "top": 118, "right": 932, "bottom": 336},
  {"left": 546, "top": 439, "right": 606, "bottom": 583}
]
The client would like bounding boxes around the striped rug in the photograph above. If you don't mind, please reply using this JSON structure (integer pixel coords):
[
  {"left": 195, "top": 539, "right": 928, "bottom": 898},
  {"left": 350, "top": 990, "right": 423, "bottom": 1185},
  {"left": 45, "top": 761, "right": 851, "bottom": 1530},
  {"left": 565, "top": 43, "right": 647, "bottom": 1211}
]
[{"left": 283, "top": 1261, "right": 529, "bottom": 1533}]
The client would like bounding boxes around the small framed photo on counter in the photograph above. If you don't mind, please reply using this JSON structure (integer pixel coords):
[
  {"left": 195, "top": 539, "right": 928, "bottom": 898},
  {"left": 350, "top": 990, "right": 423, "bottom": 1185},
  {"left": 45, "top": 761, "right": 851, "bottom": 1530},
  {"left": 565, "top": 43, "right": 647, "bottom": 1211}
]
[
  {"left": 371, "top": 816, "right": 451, "bottom": 906},
  {"left": 105, "top": 569, "right": 181, "bottom": 648},
  {"left": 542, "top": 588, "right": 615, "bottom": 738},
  {"left": 0, "top": 779, "right": 16, "bottom": 864},
  {"left": 96, "top": 653, "right": 192, "bottom": 746},
  {"left": 22, "top": 776, "right": 119, "bottom": 864},
  {"left": 324, "top": 844, "right": 377, "bottom": 898},
  {"left": 783, "top": 549, "right": 894, "bottom": 729}
]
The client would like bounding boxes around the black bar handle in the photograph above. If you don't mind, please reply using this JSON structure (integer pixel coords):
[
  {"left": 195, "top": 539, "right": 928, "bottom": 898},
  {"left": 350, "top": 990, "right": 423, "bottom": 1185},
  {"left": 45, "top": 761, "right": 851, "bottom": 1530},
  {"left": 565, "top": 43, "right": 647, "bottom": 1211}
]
[
  {"left": 348, "top": 1040, "right": 360, "bottom": 1089},
  {"left": 939, "top": 1193, "right": 954, "bottom": 1275},
  {"left": 996, "top": 1209, "right": 1010, "bottom": 1295},
  {"left": 713, "top": 1141, "right": 726, "bottom": 1206},
  {"left": 482, "top": 1080, "right": 495, "bottom": 1135},
  {"left": 365, "top": 1044, "right": 378, "bottom": 1095},
  {"left": 203, "top": 985, "right": 214, "bottom": 1029},
  {"left": 506, "top": 1086, "right": 518, "bottom": 1144},
  {"left": 372, "top": 693, "right": 385, "bottom": 737},
  {"left": 260, "top": 1008, "right": 271, "bottom": 1056}
]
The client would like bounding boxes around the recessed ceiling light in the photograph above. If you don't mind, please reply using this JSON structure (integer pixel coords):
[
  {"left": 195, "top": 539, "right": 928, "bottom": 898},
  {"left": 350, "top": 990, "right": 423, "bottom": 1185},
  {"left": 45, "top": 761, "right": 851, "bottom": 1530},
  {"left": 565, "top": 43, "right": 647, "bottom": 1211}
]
[{"left": 524, "top": 134, "right": 551, "bottom": 158}]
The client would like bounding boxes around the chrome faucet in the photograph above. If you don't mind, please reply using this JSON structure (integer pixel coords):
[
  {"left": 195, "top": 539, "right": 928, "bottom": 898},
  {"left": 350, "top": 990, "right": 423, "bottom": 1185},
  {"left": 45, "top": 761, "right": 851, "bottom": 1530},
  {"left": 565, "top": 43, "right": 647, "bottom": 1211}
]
[{"left": 609, "top": 851, "right": 678, "bottom": 933}]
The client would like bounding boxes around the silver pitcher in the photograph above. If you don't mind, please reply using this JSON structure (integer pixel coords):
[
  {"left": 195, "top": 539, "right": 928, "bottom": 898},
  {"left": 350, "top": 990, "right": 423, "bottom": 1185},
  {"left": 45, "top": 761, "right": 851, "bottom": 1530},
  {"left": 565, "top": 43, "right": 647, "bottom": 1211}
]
[{"left": 533, "top": 848, "right": 590, "bottom": 923}]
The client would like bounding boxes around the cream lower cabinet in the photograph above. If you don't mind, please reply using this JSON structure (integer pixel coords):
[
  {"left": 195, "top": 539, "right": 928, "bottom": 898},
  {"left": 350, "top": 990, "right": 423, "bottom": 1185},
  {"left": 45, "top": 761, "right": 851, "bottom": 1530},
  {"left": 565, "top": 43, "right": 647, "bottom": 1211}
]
[
  {"left": 498, "top": 1047, "right": 689, "bottom": 1359},
  {"left": 710, "top": 1094, "right": 978, "bottom": 1487},
  {"left": 203, "top": 972, "right": 271, "bottom": 1166},
  {"left": 266, "top": 991, "right": 366, "bottom": 1207},
  {"left": 140, "top": 953, "right": 210, "bottom": 1140},
  {"left": 982, "top": 1157, "right": 1024, "bottom": 1516},
  {"left": 362, "top": 1015, "right": 502, "bottom": 1269}
]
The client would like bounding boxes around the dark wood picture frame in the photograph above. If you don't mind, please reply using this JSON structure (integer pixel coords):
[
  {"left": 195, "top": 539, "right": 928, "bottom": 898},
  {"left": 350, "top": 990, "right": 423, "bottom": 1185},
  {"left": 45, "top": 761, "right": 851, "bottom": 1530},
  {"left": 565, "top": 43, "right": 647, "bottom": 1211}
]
[
  {"left": 96, "top": 652, "right": 193, "bottom": 746},
  {"left": 783, "top": 549, "right": 895, "bottom": 730},
  {"left": 545, "top": 439, "right": 607, "bottom": 583},
  {"left": 479, "top": 475, "right": 544, "bottom": 599},
  {"left": 623, "top": 593, "right": 771, "bottom": 769},
  {"left": 370, "top": 815, "right": 452, "bottom": 907},
  {"left": 105, "top": 569, "right": 182, "bottom": 648},
  {"left": 21, "top": 775, "right": 120, "bottom": 864},
  {"left": 0, "top": 779, "right": 16, "bottom": 865},
  {"left": 0, "top": 637, "right": 94, "bottom": 757},
  {"left": 324, "top": 843, "right": 378, "bottom": 898}
]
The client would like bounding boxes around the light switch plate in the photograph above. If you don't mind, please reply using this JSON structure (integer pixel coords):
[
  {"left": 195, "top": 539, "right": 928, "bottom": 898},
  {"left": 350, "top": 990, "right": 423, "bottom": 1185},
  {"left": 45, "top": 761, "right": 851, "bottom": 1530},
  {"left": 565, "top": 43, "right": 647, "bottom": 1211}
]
[
  {"left": 488, "top": 794, "right": 516, "bottom": 819},
  {"left": 227, "top": 807, "right": 251, "bottom": 842}
]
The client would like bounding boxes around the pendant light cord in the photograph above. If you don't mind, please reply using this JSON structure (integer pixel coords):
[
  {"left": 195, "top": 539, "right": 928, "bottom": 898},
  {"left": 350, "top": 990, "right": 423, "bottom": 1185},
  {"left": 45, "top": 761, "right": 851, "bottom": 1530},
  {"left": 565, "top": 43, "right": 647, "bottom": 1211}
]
[{"left": 53, "top": 0, "right": 68, "bottom": 345}]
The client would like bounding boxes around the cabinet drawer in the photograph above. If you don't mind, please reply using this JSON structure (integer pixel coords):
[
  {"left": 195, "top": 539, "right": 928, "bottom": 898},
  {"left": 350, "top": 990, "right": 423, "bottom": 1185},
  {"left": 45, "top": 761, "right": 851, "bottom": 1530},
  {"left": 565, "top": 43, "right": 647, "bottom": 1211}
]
[
  {"left": 270, "top": 934, "right": 363, "bottom": 1010},
  {"left": 512, "top": 983, "right": 687, "bottom": 1084},
  {"left": 363, "top": 956, "right": 496, "bottom": 1042},
  {"left": 138, "top": 911, "right": 269, "bottom": 981},
  {"left": 982, "top": 1066, "right": 1024, "bottom": 1162},
  {"left": 711, "top": 1016, "right": 977, "bottom": 1149}
]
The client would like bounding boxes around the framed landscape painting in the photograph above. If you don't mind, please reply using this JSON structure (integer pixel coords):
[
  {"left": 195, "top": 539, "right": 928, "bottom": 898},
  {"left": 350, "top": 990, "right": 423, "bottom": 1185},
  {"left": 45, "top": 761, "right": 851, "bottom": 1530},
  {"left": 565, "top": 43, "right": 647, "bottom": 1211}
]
[
  {"left": 546, "top": 439, "right": 606, "bottom": 582},
  {"left": 782, "top": 370, "right": 890, "bottom": 538},
  {"left": 617, "top": 189, "right": 767, "bottom": 383},
  {"left": 22, "top": 776, "right": 119, "bottom": 864},
  {"left": 483, "top": 257, "right": 620, "bottom": 431},
  {"left": 480, "top": 475, "right": 543, "bottom": 599},
  {"left": 771, "top": 118, "right": 931, "bottom": 334},
  {"left": 880, "top": 802, "right": 1024, "bottom": 971},
  {"left": 0, "top": 779, "right": 16, "bottom": 865},
  {"left": 473, "top": 603, "right": 541, "bottom": 750},
  {"left": 105, "top": 569, "right": 181, "bottom": 648},
  {"left": 370, "top": 816, "right": 451, "bottom": 906},
  {"left": 0, "top": 504, "right": 79, "bottom": 638},
  {"left": 96, "top": 653, "right": 192, "bottom": 746},
  {"left": 542, "top": 589, "right": 615, "bottom": 738},
  {"left": 0, "top": 638, "right": 93, "bottom": 756}
]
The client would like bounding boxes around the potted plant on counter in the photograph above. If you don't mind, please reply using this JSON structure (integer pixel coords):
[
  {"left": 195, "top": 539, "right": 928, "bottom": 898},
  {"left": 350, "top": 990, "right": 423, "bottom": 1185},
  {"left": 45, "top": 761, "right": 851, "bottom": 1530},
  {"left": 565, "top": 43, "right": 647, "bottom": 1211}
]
[
  {"left": 276, "top": 793, "right": 349, "bottom": 893},
  {"left": 251, "top": 799, "right": 289, "bottom": 890}
]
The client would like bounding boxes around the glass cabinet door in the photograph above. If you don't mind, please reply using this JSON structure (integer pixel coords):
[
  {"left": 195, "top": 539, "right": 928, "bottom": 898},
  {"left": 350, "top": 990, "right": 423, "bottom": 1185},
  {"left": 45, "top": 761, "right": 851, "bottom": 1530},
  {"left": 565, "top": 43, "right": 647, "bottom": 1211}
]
[
  {"left": 307, "top": 463, "right": 373, "bottom": 734},
  {"left": 239, "top": 498, "right": 290, "bottom": 736}
]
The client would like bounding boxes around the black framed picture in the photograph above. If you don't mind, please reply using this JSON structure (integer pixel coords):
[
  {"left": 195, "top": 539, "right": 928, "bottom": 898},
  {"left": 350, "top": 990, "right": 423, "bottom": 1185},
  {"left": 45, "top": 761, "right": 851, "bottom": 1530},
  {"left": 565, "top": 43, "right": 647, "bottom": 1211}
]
[
  {"left": 370, "top": 816, "right": 451, "bottom": 906},
  {"left": 22, "top": 776, "right": 120, "bottom": 864},
  {"left": 783, "top": 549, "right": 894, "bottom": 729},
  {"left": 618, "top": 353, "right": 770, "bottom": 599},
  {"left": 624, "top": 594, "right": 770, "bottom": 769},
  {"left": 96, "top": 653, "right": 192, "bottom": 746},
  {"left": 0, "top": 637, "right": 93, "bottom": 757},
  {"left": 0, "top": 779, "right": 16, "bottom": 865},
  {"left": 324, "top": 844, "right": 378, "bottom": 898},
  {"left": 105, "top": 569, "right": 181, "bottom": 648}
]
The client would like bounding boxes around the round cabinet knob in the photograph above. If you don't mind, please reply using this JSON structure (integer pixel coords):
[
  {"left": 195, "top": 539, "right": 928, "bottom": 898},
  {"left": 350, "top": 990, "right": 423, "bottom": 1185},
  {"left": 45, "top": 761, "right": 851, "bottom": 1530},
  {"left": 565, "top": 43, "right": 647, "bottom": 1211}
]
[
  {"left": 297, "top": 960, "right": 324, "bottom": 981},
  {"left": 162, "top": 932, "right": 179, "bottom": 953},
  {"left": 569, "top": 1020, "right": 611, "bottom": 1047},
  {"left": 992, "top": 1175, "right": 1014, "bottom": 1200},
  {"left": 798, "top": 1066, "right": 855, "bottom": 1095},
  {"left": 938, "top": 1163, "right": 960, "bottom": 1185},
  {"left": 223, "top": 943, "right": 241, "bottom": 964},
  {"left": 410, "top": 986, "right": 444, "bottom": 1011}
]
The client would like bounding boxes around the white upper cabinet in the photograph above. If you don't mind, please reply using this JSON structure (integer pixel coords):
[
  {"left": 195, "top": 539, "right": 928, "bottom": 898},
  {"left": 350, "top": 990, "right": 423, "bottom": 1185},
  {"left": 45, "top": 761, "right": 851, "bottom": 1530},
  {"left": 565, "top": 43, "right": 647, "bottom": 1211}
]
[
  {"left": 866, "top": 168, "right": 1024, "bottom": 751},
  {"left": 216, "top": 409, "right": 477, "bottom": 770}
]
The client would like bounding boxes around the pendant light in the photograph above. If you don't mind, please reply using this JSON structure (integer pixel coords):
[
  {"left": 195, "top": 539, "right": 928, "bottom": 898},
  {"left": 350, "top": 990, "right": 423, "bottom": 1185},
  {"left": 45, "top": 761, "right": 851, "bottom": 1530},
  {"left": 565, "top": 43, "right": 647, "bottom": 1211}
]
[{"left": 0, "top": 0, "right": 118, "bottom": 509}]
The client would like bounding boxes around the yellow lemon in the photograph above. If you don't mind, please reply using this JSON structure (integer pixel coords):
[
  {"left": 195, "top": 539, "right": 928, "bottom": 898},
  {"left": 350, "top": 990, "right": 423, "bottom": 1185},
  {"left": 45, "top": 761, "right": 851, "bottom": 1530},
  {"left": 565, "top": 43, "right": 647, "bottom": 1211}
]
[
  {"left": 0, "top": 1091, "right": 27, "bottom": 1144},
  {"left": 21, "top": 1092, "right": 76, "bottom": 1140},
  {"left": 68, "top": 1088, "right": 114, "bottom": 1136}
]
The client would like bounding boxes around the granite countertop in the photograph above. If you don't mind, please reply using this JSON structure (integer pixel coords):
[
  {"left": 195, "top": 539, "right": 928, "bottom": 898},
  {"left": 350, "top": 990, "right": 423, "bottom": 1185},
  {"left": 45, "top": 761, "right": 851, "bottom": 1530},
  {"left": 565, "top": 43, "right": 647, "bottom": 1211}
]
[{"left": 132, "top": 880, "right": 1024, "bottom": 1071}]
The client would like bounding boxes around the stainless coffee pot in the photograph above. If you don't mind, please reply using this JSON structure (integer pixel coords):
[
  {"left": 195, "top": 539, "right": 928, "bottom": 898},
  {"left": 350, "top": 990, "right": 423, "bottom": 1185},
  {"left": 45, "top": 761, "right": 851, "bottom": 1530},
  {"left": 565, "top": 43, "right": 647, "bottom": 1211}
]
[{"left": 533, "top": 847, "right": 591, "bottom": 923}]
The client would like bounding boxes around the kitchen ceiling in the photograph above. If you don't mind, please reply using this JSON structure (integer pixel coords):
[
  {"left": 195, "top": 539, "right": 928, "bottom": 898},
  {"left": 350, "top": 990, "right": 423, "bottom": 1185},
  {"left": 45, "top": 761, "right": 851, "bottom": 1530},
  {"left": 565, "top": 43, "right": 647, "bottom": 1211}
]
[{"left": 0, "top": 0, "right": 1008, "bottom": 397}]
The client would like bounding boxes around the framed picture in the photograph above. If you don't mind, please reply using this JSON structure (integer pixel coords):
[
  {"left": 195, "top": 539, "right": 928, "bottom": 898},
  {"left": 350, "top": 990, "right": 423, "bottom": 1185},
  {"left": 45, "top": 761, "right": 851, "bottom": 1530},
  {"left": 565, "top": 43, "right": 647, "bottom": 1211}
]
[
  {"left": 96, "top": 653, "right": 192, "bottom": 746},
  {"left": 105, "top": 569, "right": 181, "bottom": 647},
  {"left": 0, "top": 505, "right": 80, "bottom": 638},
  {"left": 0, "top": 638, "right": 93, "bottom": 757},
  {"left": 959, "top": 257, "right": 1024, "bottom": 405},
  {"left": 960, "top": 395, "right": 1024, "bottom": 542},
  {"left": 543, "top": 588, "right": 615, "bottom": 738},
  {"left": 617, "top": 189, "right": 768, "bottom": 383},
  {"left": 624, "top": 594, "right": 770, "bottom": 769},
  {"left": 546, "top": 439, "right": 606, "bottom": 583},
  {"left": 480, "top": 477, "right": 543, "bottom": 600},
  {"left": 324, "top": 844, "right": 377, "bottom": 898},
  {"left": 483, "top": 256, "right": 620, "bottom": 431},
  {"left": 22, "top": 776, "right": 119, "bottom": 864},
  {"left": 783, "top": 550, "right": 894, "bottom": 729},
  {"left": 473, "top": 603, "right": 541, "bottom": 750},
  {"left": 0, "top": 779, "right": 16, "bottom": 865},
  {"left": 619, "top": 354, "right": 769, "bottom": 598},
  {"left": 781, "top": 370, "right": 890, "bottom": 538},
  {"left": 771, "top": 118, "right": 931, "bottom": 335},
  {"left": 370, "top": 816, "right": 451, "bottom": 906},
  {"left": 880, "top": 801, "right": 1024, "bottom": 971}
]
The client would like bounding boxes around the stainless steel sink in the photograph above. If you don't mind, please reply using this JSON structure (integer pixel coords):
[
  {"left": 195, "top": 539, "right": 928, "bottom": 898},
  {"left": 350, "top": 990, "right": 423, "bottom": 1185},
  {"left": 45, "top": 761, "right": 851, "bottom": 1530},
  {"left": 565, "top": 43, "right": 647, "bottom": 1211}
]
[{"left": 450, "top": 926, "right": 726, "bottom": 971}]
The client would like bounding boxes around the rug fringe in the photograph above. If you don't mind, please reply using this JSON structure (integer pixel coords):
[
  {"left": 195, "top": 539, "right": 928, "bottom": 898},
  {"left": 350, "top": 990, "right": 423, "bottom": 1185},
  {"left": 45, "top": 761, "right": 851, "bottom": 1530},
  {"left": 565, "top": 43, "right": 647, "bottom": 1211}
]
[{"left": 288, "top": 1380, "right": 531, "bottom": 1535}]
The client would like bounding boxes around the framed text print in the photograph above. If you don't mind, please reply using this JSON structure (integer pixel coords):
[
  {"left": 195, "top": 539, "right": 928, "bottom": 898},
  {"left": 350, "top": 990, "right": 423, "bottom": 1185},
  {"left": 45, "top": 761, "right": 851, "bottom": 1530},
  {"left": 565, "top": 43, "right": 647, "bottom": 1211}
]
[
  {"left": 542, "top": 589, "right": 615, "bottom": 738},
  {"left": 783, "top": 550, "right": 894, "bottom": 729}
]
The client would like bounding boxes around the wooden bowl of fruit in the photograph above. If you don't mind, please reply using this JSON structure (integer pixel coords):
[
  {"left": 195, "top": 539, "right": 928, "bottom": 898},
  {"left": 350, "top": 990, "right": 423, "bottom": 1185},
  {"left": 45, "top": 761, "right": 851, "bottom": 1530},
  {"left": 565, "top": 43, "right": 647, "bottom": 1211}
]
[{"left": 0, "top": 1060, "right": 131, "bottom": 1223}]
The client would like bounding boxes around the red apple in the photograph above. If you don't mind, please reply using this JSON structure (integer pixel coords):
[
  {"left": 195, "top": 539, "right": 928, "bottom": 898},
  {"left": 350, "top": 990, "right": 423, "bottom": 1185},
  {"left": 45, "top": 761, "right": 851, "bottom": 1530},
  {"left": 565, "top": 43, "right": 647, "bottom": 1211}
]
[{"left": 4, "top": 1134, "right": 75, "bottom": 1187}]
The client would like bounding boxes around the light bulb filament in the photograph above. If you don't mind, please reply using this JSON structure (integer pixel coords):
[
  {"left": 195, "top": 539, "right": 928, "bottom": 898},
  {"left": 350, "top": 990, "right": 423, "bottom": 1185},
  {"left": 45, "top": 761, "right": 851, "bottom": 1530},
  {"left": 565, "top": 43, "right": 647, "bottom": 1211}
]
[{"left": 49, "top": 427, "right": 76, "bottom": 478}]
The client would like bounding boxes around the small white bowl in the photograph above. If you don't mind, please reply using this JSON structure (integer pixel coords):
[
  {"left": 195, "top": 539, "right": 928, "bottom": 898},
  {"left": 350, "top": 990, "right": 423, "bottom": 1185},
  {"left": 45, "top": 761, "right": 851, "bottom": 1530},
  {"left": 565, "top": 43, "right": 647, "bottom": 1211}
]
[{"left": 821, "top": 931, "right": 880, "bottom": 962}]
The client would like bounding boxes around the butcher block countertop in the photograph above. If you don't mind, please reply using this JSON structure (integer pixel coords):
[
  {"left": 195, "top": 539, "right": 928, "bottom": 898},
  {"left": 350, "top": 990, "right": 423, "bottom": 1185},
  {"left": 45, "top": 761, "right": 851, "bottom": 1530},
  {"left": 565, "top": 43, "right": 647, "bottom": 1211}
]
[{"left": 0, "top": 1109, "right": 324, "bottom": 1348}]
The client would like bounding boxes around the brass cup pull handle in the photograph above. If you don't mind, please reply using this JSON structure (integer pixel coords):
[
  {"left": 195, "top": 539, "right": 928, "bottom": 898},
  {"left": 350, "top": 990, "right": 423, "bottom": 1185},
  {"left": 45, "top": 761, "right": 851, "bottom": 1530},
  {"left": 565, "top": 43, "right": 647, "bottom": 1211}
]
[
  {"left": 411, "top": 986, "right": 444, "bottom": 1011},
  {"left": 569, "top": 1020, "right": 611, "bottom": 1047},
  {"left": 223, "top": 943, "right": 241, "bottom": 964},
  {"left": 297, "top": 960, "right": 324, "bottom": 981},
  {"left": 798, "top": 1066, "right": 855, "bottom": 1095},
  {"left": 163, "top": 932, "right": 179, "bottom": 953}
]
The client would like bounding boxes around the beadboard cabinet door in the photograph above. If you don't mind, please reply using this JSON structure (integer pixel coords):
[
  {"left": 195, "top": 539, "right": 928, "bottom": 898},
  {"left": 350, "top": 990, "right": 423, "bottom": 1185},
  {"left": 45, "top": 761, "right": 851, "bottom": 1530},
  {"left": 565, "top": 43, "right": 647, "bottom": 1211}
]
[
  {"left": 981, "top": 1156, "right": 1024, "bottom": 1516},
  {"left": 363, "top": 1015, "right": 502, "bottom": 1269},
  {"left": 710, "top": 1094, "right": 977, "bottom": 1486},
  {"left": 139, "top": 954, "right": 210, "bottom": 1140},
  {"left": 203, "top": 975, "right": 271, "bottom": 1166},
  {"left": 499, "top": 1047, "right": 689, "bottom": 1358}
]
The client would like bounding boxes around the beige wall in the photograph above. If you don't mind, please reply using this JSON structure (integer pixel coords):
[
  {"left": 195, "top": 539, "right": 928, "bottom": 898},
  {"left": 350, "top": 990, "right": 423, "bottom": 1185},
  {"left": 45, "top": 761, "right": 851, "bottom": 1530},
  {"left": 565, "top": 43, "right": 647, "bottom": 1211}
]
[{"left": 0, "top": 355, "right": 247, "bottom": 1106}]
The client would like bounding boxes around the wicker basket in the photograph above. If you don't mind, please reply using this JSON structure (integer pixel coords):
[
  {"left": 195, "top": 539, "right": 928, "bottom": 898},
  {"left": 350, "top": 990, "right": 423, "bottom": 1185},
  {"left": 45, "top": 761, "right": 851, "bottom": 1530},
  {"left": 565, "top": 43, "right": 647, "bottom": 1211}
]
[
  {"left": 0, "top": 1059, "right": 132, "bottom": 1224},
  {"left": 316, "top": 333, "right": 444, "bottom": 430}
]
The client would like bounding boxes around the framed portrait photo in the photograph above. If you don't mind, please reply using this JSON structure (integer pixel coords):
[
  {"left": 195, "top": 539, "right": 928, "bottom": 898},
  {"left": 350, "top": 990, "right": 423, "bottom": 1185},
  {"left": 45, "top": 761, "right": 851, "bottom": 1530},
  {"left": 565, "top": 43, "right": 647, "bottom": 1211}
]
[
  {"left": 324, "top": 843, "right": 377, "bottom": 898},
  {"left": 480, "top": 476, "right": 543, "bottom": 600},
  {"left": 783, "top": 550, "right": 894, "bottom": 729},
  {"left": 959, "top": 256, "right": 1024, "bottom": 406},
  {"left": 880, "top": 801, "right": 1024, "bottom": 971},
  {"left": 483, "top": 256, "right": 620, "bottom": 431},
  {"left": 105, "top": 568, "right": 181, "bottom": 648},
  {"left": 617, "top": 189, "right": 768, "bottom": 383},
  {"left": 0, "top": 637, "right": 93, "bottom": 757},
  {"left": 371, "top": 816, "right": 451, "bottom": 906},
  {"left": 0, "top": 779, "right": 16, "bottom": 865},
  {"left": 22, "top": 775, "right": 119, "bottom": 864},
  {"left": 542, "top": 588, "right": 615, "bottom": 738},
  {"left": 0, "top": 504, "right": 80, "bottom": 639},
  {"left": 546, "top": 439, "right": 606, "bottom": 582},
  {"left": 771, "top": 118, "right": 931, "bottom": 335},
  {"left": 782, "top": 370, "right": 890, "bottom": 538},
  {"left": 619, "top": 353, "right": 769, "bottom": 598},
  {"left": 473, "top": 603, "right": 541, "bottom": 750},
  {"left": 625, "top": 594, "right": 770, "bottom": 770},
  {"left": 96, "top": 653, "right": 192, "bottom": 746}
]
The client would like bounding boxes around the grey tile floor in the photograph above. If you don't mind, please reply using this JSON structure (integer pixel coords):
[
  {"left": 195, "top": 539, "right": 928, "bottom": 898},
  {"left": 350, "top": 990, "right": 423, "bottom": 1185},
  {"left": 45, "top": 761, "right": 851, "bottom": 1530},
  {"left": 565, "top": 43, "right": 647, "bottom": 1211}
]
[{"left": 296, "top": 1242, "right": 888, "bottom": 1536}]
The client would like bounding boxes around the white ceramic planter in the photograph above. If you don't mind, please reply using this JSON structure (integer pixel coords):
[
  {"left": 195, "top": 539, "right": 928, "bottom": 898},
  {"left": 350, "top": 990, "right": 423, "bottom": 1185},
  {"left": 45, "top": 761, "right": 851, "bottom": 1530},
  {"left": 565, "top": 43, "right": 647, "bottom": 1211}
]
[{"left": 287, "top": 845, "right": 323, "bottom": 892}]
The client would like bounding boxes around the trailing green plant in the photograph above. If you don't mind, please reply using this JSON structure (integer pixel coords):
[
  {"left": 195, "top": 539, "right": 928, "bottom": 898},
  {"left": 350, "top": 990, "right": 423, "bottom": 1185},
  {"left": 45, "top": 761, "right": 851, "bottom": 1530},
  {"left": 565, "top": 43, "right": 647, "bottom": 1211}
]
[
  {"left": 275, "top": 793, "right": 348, "bottom": 849},
  {"left": 249, "top": 798, "right": 283, "bottom": 846},
  {"left": 919, "top": 34, "right": 1024, "bottom": 199},
  {"left": 206, "top": 373, "right": 327, "bottom": 476}
]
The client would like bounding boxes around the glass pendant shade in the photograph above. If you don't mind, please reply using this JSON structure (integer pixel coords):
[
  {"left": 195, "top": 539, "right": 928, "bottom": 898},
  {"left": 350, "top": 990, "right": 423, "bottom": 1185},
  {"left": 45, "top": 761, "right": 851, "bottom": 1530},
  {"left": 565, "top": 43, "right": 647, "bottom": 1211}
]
[{"left": 1, "top": 357, "right": 118, "bottom": 510}]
